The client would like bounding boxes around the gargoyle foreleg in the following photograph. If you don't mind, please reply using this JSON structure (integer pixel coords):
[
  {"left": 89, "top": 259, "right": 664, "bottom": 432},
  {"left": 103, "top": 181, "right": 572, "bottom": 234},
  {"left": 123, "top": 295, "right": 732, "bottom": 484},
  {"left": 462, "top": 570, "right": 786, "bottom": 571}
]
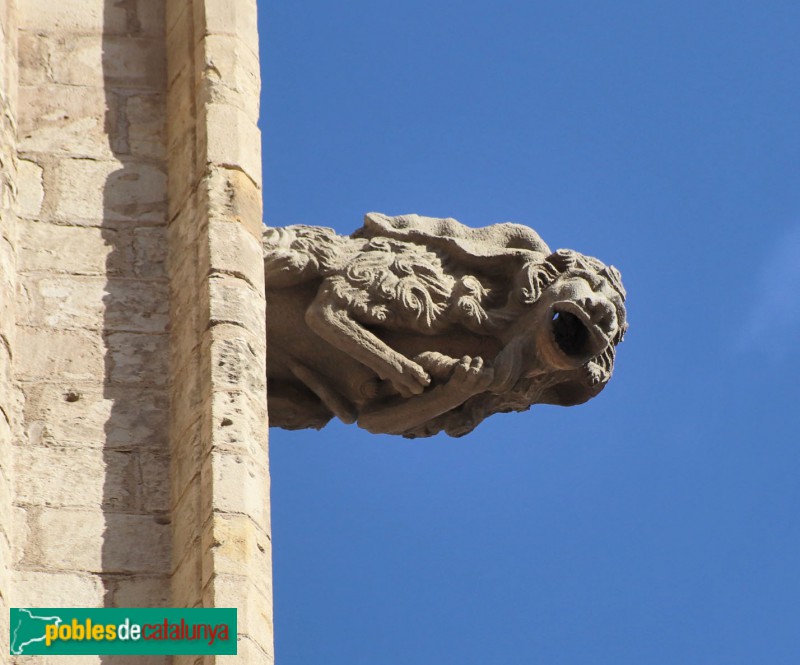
[
  {"left": 305, "top": 285, "right": 431, "bottom": 397},
  {"left": 358, "top": 355, "right": 494, "bottom": 436}
]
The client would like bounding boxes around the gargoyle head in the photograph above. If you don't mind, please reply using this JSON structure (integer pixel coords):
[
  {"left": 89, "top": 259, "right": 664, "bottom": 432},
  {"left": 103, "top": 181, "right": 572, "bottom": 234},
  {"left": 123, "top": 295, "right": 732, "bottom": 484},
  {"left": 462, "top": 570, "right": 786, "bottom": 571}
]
[{"left": 496, "top": 249, "right": 627, "bottom": 388}]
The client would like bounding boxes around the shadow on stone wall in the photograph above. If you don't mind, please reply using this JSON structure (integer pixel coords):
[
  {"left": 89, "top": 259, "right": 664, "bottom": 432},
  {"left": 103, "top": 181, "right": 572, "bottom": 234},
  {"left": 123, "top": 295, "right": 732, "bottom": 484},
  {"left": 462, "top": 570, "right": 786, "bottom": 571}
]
[{"left": 101, "top": 1, "right": 171, "bottom": 662}]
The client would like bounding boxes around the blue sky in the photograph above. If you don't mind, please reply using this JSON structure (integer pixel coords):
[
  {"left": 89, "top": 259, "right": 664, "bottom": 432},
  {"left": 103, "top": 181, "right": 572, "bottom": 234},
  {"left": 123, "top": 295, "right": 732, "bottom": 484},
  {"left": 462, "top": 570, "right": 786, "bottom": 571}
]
[{"left": 258, "top": 2, "right": 800, "bottom": 663}]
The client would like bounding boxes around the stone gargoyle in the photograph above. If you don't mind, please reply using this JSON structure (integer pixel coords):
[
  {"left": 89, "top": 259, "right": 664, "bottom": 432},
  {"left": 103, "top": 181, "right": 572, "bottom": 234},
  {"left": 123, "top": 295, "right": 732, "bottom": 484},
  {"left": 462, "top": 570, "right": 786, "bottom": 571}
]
[{"left": 263, "top": 213, "right": 627, "bottom": 438}]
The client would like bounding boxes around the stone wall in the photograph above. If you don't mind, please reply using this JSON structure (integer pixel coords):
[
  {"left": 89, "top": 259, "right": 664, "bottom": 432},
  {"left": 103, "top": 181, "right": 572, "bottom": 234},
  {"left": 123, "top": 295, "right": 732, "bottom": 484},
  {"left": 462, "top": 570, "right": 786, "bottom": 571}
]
[
  {"left": 165, "top": 1, "right": 273, "bottom": 663},
  {"left": 0, "top": 0, "right": 17, "bottom": 657},
  {"left": 12, "top": 3, "right": 172, "bottom": 664},
  {"left": 1, "top": 1, "right": 272, "bottom": 663}
]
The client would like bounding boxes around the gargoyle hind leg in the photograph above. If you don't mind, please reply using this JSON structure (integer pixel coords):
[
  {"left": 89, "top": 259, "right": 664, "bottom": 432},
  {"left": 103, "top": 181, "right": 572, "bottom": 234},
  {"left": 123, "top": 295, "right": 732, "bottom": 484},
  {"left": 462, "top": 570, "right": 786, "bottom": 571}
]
[
  {"left": 286, "top": 357, "right": 357, "bottom": 424},
  {"left": 305, "top": 284, "right": 431, "bottom": 397}
]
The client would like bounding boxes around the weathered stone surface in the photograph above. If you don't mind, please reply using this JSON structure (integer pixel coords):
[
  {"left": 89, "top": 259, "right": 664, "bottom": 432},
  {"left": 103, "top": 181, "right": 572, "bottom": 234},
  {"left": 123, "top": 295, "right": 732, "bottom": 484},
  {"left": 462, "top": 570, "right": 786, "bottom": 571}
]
[
  {"left": 55, "top": 158, "right": 166, "bottom": 223},
  {"left": 200, "top": 35, "right": 260, "bottom": 118},
  {"left": 22, "top": 385, "right": 167, "bottom": 448},
  {"left": 36, "top": 509, "right": 170, "bottom": 573},
  {"left": 207, "top": 167, "right": 263, "bottom": 239},
  {"left": 207, "top": 325, "right": 266, "bottom": 394},
  {"left": 201, "top": 453, "right": 270, "bottom": 533},
  {"left": 18, "top": 31, "right": 49, "bottom": 85},
  {"left": 204, "top": 104, "right": 262, "bottom": 185},
  {"left": 137, "top": 450, "right": 170, "bottom": 513},
  {"left": 201, "top": 515, "right": 271, "bottom": 593},
  {"left": 16, "top": 159, "right": 44, "bottom": 217},
  {"left": 17, "top": 329, "right": 104, "bottom": 382},
  {"left": 112, "top": 575, "right": 170, "bottom": 608},
  {"left": 208, "top": 218, "right": 264, "bottom": 291},
  {"left": 127, "top": 95, "right": 167, "bottom": 161},
  {"left": 133, "top": 226, "right": 168, "bottom": 279},
  {"left": 205, "top": 575, "right": 273, "bottom": 659},
  {"left": 19, "top": 84, "right": 113, "bottom": 158},
  {"left": 107, "top": 332, "right": 169, "bottom": 386},
  {"left": 211, "top": 390, "right": 268, "bottom": 456},
  {"left": 14, "top": 446, "right": 133, "bottom": 509},
  {"left": 1, "top": 1, "right": 18, "bottom": 657},
  {"left": 18, "top": 222, "right": 131, "bottom": 276},
  {"left": 49, "top": 35, "right": 165, "bottom": 89},
  {"left": 199, "top": 0, "right": 259, "bottom": 53},
  {"left": 19, "top": 276, "right": 169, "bottom": 333},
  {"left": 14, "top": 571, "right": 104, "bottom": 607},
  {"left": 209, "top": 274, "right": 265, "bottom": 336},
  {"left": 19, "top": 0, "right": 126, "bottom": 33},
  {"left": 265, "top": 213, "right": 628, "bottom": 437}
]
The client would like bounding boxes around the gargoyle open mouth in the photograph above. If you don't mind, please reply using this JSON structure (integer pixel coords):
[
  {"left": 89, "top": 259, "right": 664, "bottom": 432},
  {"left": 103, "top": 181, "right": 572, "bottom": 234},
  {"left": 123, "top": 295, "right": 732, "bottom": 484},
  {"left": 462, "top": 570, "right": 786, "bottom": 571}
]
[{"left": 550, "top": 301, "right": 611, "bottom": 361}]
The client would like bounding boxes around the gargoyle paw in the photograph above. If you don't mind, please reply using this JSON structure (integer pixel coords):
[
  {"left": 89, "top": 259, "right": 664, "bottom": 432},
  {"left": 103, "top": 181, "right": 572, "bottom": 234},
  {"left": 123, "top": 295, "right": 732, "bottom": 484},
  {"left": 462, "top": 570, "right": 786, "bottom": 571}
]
[{"left": 450, "top": 355, "right": 494, "bottom": 395}]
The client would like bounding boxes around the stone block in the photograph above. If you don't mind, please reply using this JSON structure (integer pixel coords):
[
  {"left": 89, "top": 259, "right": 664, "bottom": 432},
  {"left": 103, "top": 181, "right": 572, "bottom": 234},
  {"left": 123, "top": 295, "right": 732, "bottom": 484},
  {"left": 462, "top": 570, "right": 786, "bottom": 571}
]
[
  {"left": 201, "top": 514, "right": 271, "bottom": 593},
  {"left": 19, "top": 0, "right": 127, "bottom": 33},
  {"left": 48, "top": 35, "right": 158, "bottom": 88},
  {"left": 22, "top": 385, "right": 168, "bottom": 449},
  {"left": 210, "top": 390, "right": 268, "bottom": 457},
  {"left": 207, "top": 218, "right": 264, "bottom": 291},
  {"left": 14, "top": 571, "right": 104, "bottom": 607},
  {"left": 128, "top": 94, "right": 166, "bottom": 161},
  {"left": 12, "top": 506, "right": 30, "bottom": 566},
  {"left": 137, "top": 449, "right": 170, "bottom": 513},
  {"left": 199, "top": 35, "right": 260, "bottom": 119},
  {"left": 204, "top": 575, "right": 273, "bottom": 658},
  {"left": 18, "top": 221, "right": 132, "bottom": 276},
  {"left": 18, "top": 31, "right": 49, "bottom": 85},
  {"left": 16, "top": 328, "right": 104, "bottom": 382},
  {"left": 14, "top": 446, "right": 134, "bottom": 509},
  {"left": 206, "top": 167, "right": 263, "bottom": 240},
  {"left": 112, "top": 575, "right": 170, "bottom": 608},
  {"left": 206, "top": 324, "right": 266, "bottom": 394},
  {"left": 133, "top": 226, "right": 168, "bottom": 278},
  {"left": 19, "top": 276, "right": 169, "bottom": 333},
  {"left": 55, "top": 158, "right": 166, "bottom": 224},
  {"left": 136, "top": 1, "right": 166, "bottom": 40},
  {"left": 37, "top": 508, "right": 170, "bottom": 573},
  {"left": 200, "top": 452, "right": 270, "bottom": 534},
  {"left": 0, "top": 236, "right": 14, "bottom": 337},
  {"left": 16, "top": 159, "right": 44, "bottom": 218},
  {"left": 18, "top": 84, "right": 114, "bottom": 158},
  {"left": 208, "top": 274, "right": 265, "bottom": 337},
  {"left": 107, "top": 332, "right": 170, "bottom": 387},
  {"left": 203, "top": 103, "right": 261, "bottom": 186},
  {"left": 197, "top": 0, "right": 259, "bottom": 56}
]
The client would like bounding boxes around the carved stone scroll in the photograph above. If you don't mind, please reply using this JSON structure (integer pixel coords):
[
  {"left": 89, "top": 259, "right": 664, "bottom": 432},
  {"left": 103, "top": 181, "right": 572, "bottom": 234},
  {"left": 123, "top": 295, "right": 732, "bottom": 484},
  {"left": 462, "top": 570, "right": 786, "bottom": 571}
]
[{"left": 264, "top": 213, "right": 627, "bottom": 438}]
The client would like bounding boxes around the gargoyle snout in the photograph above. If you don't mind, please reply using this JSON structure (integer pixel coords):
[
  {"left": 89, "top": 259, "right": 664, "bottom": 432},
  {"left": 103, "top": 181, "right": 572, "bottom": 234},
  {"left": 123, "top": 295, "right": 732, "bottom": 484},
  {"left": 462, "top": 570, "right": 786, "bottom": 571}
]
[{"left": 579, "top": 297, "right": 618, "bottom": 336}]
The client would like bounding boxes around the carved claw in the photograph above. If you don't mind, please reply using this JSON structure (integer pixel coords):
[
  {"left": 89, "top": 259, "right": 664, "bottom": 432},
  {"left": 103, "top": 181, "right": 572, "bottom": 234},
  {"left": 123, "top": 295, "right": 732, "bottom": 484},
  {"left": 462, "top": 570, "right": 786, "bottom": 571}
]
[
  {"left": 449, "top": 355, "right": 494, "bottom": 396},
  {"left": 385, "top": 360, "right": 431, "bottom": 398}
]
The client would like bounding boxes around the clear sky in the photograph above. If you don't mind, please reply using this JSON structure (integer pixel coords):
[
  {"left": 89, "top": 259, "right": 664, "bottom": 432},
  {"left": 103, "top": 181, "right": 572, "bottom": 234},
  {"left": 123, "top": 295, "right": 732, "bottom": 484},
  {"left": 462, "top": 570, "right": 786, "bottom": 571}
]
[{"left": 257, "top": 2, "right": 800, "bottom": 663}]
